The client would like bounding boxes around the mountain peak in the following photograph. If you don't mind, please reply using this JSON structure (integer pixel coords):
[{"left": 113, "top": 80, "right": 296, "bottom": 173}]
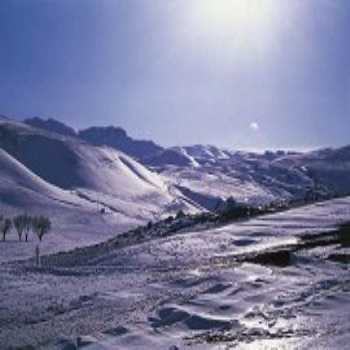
[
  {"left": 79, "top": 125, "right": 128, "bottom": 138},
  {"left": 24, "top": 117, "right": 77, "bottom": 137},
  {"left": 78, "top": 126, "right": 163, "bottom": 160}
]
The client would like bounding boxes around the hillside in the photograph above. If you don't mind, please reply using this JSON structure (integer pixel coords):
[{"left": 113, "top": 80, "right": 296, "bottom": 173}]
[
  {"left": 1, "top": 196, "right": 350, "bottom": 349},
  {"left": 0, "top": 119, "right": 194, "bottom": 219},
  {"left": 146, "top": 144, "right": 350, "bottom": 210},
  {"left": 23, "top": 117, "right": 164, "bottom": 160},
  {"left": 0, "top": 147, "right": 128, "bottom": 261},
  {"left": 1, "top": 116, "right": 350, "bottom": 349},
  {"left": 273, "top": 145, "right": 350, "bottom": 195},
  {"left": 17, "top": 117, "right": 350, "bottom": 211},
  {"left": 0, "top": 119, "right": 199, "bottom": 260}
]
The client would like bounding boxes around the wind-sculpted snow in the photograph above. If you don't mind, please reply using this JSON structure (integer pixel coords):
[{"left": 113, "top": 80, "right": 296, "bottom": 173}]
[{"left": 1, "top": 197, "right": 350, "bottom": 349}]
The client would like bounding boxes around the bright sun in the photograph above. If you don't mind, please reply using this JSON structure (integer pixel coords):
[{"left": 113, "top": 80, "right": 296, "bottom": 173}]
[{"left": 186, "top": 0, "right": 281, "bottom": 55}]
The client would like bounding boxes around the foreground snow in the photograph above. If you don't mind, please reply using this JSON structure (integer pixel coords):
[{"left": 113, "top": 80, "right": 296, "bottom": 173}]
[{"left": 1, "top": 197, "right": 350, "bottom": 349}]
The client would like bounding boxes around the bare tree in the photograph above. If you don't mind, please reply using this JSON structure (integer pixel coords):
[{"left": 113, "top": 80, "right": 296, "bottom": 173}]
[
  {"left": 1, "top": 218, "right": 12, "bottom": 241},
  {"left": 13, "top": 215, "right": 27, "bottom": 241},
  {"left": 24, "top": 214, "right": 32, "bottom": 242},
  {"left": 32, "top": 216, "right": 51, "bottom": 242},
  {"left": 0, "top": 216, "right": 3, "bottom": 240},
  {"left": 32, "top": 216, "right": 51, "bottom": 267}
]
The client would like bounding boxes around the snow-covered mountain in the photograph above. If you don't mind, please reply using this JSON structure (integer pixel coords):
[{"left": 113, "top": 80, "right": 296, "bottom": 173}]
[
  {"left": 145, "top": 144, "right": 350, "bottom": 210},
  {"left": 0, "top": 118, "right": 199, "bottom": 254},
  {"left": 2, "top": 116, "right": 350, "bottom": 220},
  {"left": 273, "top": 145, "right": 350, "bottom": 195},
  {"left": 144, "top": 144, "right": 233, "bottom": 167},
  {"left": 0, "top": 146, "right": 120, "bottom": 259},
  {"left": 2, "top": 116, "right": 350, "bottom": 349},
  {"left": 23, "top": 117, "right": 164, "bottom": 160},
  {"left": 145, "top": 146, "right": 200, "bottom": 168},
  {"left": 79, "top": 126, "right": 163, "bottom": 160},
  {"left": 24, "top": 117, "right": 77, "bottom": 137}
]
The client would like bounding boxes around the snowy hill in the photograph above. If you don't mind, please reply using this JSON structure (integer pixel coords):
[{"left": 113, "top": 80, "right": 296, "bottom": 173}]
[
  {"left": 145, "top": 145, "right": 231, "bottom": 167},
  {"left": 0, "top": 119, "right": 200, "bottom": 258},
  {"left": 147, "top": 144, "right": 350, "bottom": 210},
  {"left": 1, "top": 117, "right": 350, "bottom": 349},
  {"left": 2, "top": 195, "right": 350, "bottom": 349},
  {"left": 0, "top": 147, "right": 82, "bottom": 206},
  {"left": 22, "top": 117, "right": 164, "bottom": 161},
  {"left": 3, "top": 116, "right": 350, "bottom": 216},
  {"left": 145, "top": 147, "right": 200, "bottom": 167},
  {"left": 0, "top": 147, "right": 125, "bottom": 260},
  {"left": 0, "top": 120, "right": 174, "bottom": 203},
  {"left": 273, "top": 145, "right": 350, "bottom": 195}
]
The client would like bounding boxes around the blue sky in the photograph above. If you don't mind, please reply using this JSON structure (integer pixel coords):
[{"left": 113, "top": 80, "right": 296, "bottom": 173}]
[{"left": 0, "top": 0, "right": 349, "bottom": 150}]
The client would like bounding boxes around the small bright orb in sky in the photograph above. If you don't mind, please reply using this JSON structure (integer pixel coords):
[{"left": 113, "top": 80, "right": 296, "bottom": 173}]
[{"left": 250, "top": 122, "right": 259, "bottom": 131}]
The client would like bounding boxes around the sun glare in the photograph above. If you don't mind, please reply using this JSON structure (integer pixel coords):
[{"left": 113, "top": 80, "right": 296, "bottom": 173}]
[{"left": 186, "top": 0, "right": 282, "bottom": 56}]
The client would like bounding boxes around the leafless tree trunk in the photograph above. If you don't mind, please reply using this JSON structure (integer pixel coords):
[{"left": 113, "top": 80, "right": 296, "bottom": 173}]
[{"left": 35, "top": 244, "right": 41, "bottom": 267}]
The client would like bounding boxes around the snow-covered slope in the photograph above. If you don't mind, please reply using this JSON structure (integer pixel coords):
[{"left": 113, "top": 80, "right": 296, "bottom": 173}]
[
  {"left": 21, "top": 117, "right": 350, "bottom": 211},
  {"left": 24, "top": 117, "right": 164, "bottom": 161},
  {"left": 2, "top": 196, "right": 350, "bottom": 349},
  {"left": 0, "top": 147, "right": 132, "bottom": 260},
  {"left": 2, "top": 116, "right": 349, "bottom": 219},
  {"left": 0, "top": 147, "right": 82, "bottom": 206},
  {"left": 0, "top": 119, "right": 195, "bottom": 219},
  {"left": 145, "top": 147, "right": 200, "bottom": 167},
  {"left": 273, "top": 145, "right": 350, "bottom": 195},
  {"left": 144, "top": 145, "right": 231, "bottom": 167},
  {"left": 0, "top": 119, "right": 201, "bottom": 260},
  {"left": 147, "top": 144, "right": 350, "bottom": 210}
]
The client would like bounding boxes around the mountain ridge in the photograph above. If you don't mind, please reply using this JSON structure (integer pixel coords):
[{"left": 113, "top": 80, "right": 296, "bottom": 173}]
[
  {"left": 23, "top": 116, "right": 164, "bottom": 161},
  {"left": 6, "top": 115, "right": 350, "bottom": 211}
]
